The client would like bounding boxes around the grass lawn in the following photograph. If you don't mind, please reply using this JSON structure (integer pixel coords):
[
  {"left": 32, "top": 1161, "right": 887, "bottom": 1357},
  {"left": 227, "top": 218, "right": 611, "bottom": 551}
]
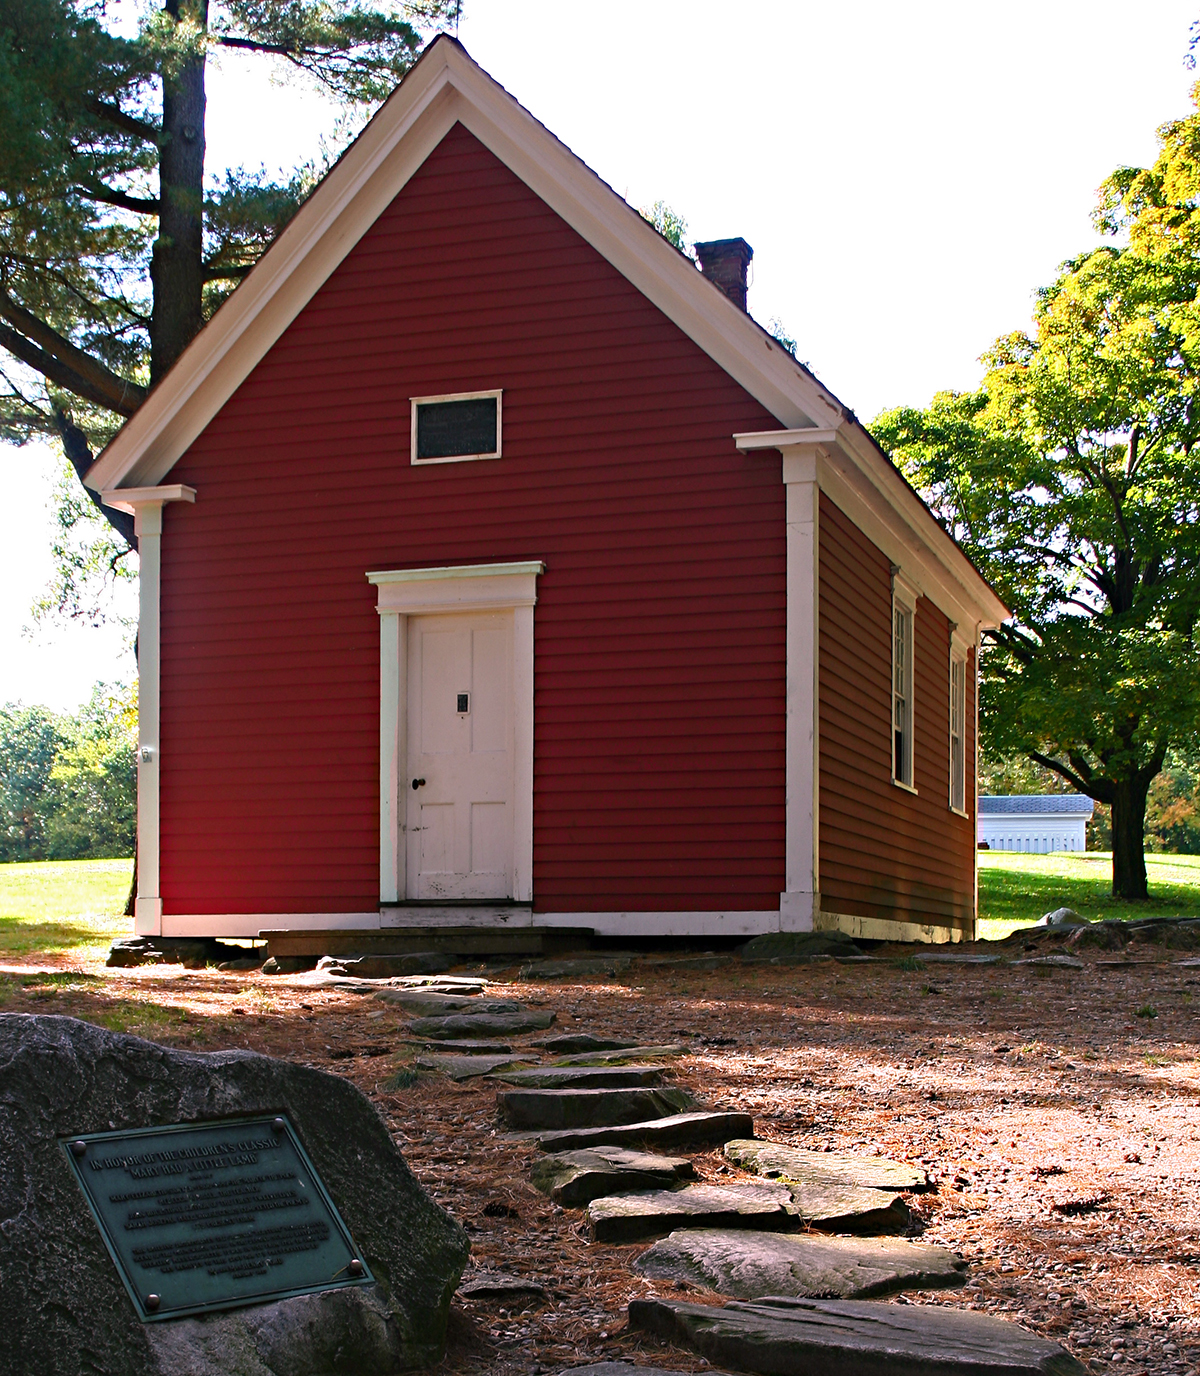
[
  {"left": 977, "top": 849, "right": 1200, "bottom": 941},
  {"left": 0, "top": 858, "right": 133, "bottom": 961},
  {"left": 3, "top": 853, "right": 1199, "bottom": 959}
]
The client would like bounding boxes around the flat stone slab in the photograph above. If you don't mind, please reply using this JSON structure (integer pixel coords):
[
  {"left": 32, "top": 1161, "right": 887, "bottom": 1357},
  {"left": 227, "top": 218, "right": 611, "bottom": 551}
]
[
  {"left": 413, "top": 1038, "right": 514, "bottom": 1053},
  {"left": 589, "top": 1183, "right": 792, "bottom": 1243},
  {"left": 498, "top": 1085, "right": 695, "bottom": 1131},
  {"left": 628, "top": 1295, "right": 1089, "bottom": 1376},
  {"left": 1012, "top": 955, "right": 1084, "bottom": 969},
  {"left": 417, "top": 1054, "right": 528, "bottom": 1081},
  {"left": 537, "top": 1033, "right": 640, "bottom": 1053},
  {"left": 633, "top": 1229, "right": 968, "bottom": 1299},
  {"left": 551, "top": 1045, "right": 687, "bottom": 1066},
  {"left": 535, "top": 1110, "right": 755, "bottom": 1153},
  {"left": 531, "top": 1147, "right": 695, "bottom": 1206},
  {"left": 0, "top": 1014, "right": 468, "bottom": 1376},
  {"left": 411, "top": 1009, "right": 556, "bottom": 1038},
  {"left": 559, "top": 1366, "right": 736, "bottom": 1376},
  {"left": 491, "top": 1064, "right": 665, "bottom": 1089},
  {"left": 316, "top": 952, "right": 454, "bottom": 978},
  {"left": 725, "top": 1139, "right": 929, "bottom": 1192},
  {"left": 519, "top": 956, "right": 634, "bottom": 980},
  {"left": 559, "top": 1366, "right": 737, "bottom": 1376},
  {"left": 375, "top": 990, "right": 514, "bottom": 1016}
]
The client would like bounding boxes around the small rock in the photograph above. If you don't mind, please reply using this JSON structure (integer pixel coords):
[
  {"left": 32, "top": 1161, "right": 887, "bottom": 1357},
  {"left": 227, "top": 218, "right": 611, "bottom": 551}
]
[
  {"left": 215, "top": 957, "right": 263, "bottom": 972},
  {"left": 260, "top": 955, "right": 318, "bottom": 974},
  {"left": 535, "top": 1110, "right": 755, "bottom": 1154},
  {"left": 498, "top": 1086, "right": 696, "bottom": 1131},
  {"left": 633, "top": 1229, "right": 968, "bottom": 1299},
  {"left": 457, "top": 1273, "right": 547, "bottom": 1305},
  {"left": 738, "top": 931, "right": 864, "bottom": 963},
  {"left": 531, "top": 1147, "right": 695, "bottom": 1206},
  {"left": 1033, "top": 908, "right": 1088, "bottom": 928},
  {"left": 589, "top": 1183, "right": 793, "bottom": 1243},
  {"left": 558, "top": 1366, "right": 737, "bottom": 1376}
]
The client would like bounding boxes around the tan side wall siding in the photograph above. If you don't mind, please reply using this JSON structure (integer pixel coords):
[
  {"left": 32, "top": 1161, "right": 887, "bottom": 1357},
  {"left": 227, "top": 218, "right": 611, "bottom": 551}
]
[{"left": 818, "top": 492, "right": 976, "bottom": 938}]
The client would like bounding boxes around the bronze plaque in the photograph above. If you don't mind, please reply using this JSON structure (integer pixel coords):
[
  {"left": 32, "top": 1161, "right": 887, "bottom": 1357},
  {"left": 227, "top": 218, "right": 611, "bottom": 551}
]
[{"left": 62, "top": 1115, "right": 372, "bottom": 1321}]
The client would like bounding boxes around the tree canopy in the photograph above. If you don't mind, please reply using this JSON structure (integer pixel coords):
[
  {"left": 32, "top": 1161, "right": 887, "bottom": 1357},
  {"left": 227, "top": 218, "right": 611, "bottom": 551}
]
[
  {"left": 875, "top": 84, "right": 1200, "bottom": 900},
  {"left": 0, "top": 0, "right": 455, "bottom": 612}
]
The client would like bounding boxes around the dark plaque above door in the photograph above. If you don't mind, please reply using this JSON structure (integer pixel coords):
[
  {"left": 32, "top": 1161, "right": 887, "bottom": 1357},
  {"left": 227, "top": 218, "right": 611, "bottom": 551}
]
[{"left": 62, "top": 1115, "right": 372, "bottom": 1321}]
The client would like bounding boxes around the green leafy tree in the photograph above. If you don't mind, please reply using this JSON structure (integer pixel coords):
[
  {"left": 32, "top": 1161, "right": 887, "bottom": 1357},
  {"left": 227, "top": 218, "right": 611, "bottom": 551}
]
[
  {"left": 0, "top": 0, "right": 457, "bottom": 598},
  {"left": 0, "top": 683, "right": 137, "bottom": 860},
  {"left": 875, "top": 90, "right": 1200, "bottom": 900},
  {"left": 0, "top": 704, "right": 70, "bottom": 859}
]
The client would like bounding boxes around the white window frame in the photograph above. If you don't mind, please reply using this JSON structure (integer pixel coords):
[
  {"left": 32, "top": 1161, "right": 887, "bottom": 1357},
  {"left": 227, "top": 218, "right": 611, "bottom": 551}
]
[
  {"left": 410, "top": 389, "right": 503, "bottom": 465},
  {"left": 949, "top": 633, "right": 968, "bottom": 816},
  {"left": 891, "top": 571, "right": 918, "bottom": 792}
]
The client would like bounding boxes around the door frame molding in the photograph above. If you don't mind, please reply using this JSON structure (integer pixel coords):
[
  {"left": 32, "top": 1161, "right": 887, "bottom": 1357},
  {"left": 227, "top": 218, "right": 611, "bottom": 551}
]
[{"left": 367, "top": 561, "right": 544, "bottom": 904}]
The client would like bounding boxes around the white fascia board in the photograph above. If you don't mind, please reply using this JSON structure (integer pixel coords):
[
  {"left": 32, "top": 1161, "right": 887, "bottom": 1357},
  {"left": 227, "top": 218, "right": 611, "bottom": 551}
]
[{"left": 85, "top": 38, "right": 844, "bottom": 495}]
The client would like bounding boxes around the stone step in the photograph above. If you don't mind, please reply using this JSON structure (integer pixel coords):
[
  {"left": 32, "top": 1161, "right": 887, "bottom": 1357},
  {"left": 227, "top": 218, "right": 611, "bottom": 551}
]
[
  {"left": 531, "top": 1147, "right": 694, "bottom": 1206},
  {"left": 725, "top": 1139, "right": 929, "bottom": 1192},
  {"left": 498, "top": 1086, "right": 695, "bottom": 1131},
  {"left": 417, "top": 1054, "right": 530, "bottom": 1081},
  {"left": 491, "top": 1065, "right": 665, "bottom": 1090},
  {"left": 557, "top": 1366, "right": 737, "bottom": 1376},
  {"left": 518, "top": 956, "right": 635, "bottom": 980},
  {"left": 375, "top": 990, "right": 513, "bottom": 1016},
  {"left": 535, "top": 1110, "right": 754, "bottom": 1154},
  {"left": 588, "top": 1183, "right": 793, "bottom": 1243},
  {"left": 628, "top": 1296, "right": 1089, "bottom": 1376},
  {"left": 411, "top": 1009, "right": 556, "bottom": 1038},
  {"left": 550, "top": 1045, "right": 687, "bottom": 1067},
  {"left": 536, "top": 1034, "right": 641, "bottom": 1054},
  {"left": 633, "top": 1229, "right": 968, "bottom": 1300}
]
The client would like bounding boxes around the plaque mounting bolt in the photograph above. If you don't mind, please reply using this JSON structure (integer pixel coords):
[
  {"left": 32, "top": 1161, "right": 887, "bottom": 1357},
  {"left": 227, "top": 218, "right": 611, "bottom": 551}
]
[
  {"left": 70, "top": 1140, "right": 87, "bottom": 1157},
  {"left": 145, "top": 1294, "right": 161, "bottom": 1312},
  {"left": 272, "top": 1117, "right": 286, "bottom": 1133},
  {"left": 348, "top": 1259, "right": 364, "bottom": 1277}
]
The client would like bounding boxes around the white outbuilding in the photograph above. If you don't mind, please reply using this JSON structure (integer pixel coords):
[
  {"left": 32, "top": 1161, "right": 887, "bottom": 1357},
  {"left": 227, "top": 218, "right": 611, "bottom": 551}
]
[{"left": 977, "top": 795, "right": 1094, "bottom": 853}]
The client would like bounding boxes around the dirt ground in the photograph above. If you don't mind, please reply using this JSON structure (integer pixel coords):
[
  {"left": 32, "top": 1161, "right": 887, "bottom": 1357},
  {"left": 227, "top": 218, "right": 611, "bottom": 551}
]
[{"left": 3, "top": 941, "right": 1198, "bottom": 1376}]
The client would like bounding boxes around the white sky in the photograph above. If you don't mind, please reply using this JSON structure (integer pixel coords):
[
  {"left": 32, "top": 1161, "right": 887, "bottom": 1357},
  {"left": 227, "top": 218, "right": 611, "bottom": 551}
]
[{"left": 2, "top": 0, "right": 1196, "bottom": 711}]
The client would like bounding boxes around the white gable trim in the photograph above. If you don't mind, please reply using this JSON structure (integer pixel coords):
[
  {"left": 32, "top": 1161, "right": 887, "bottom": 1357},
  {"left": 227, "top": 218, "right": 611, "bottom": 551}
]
[{"left": 86, "top": 36, "right": 1003, "bottom": 629}]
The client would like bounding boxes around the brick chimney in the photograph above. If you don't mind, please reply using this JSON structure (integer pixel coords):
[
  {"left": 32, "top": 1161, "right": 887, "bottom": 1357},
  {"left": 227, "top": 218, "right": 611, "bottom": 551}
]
[{"left": 694, "top": 237, "right": 753, "bottom": 311}]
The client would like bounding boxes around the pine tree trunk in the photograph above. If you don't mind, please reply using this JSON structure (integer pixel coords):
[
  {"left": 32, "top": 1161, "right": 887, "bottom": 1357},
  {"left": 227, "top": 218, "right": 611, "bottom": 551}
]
[
  {"left": 1110, "top": 773, "right": 1150, "bottom": 901},
  {"left": 150, "top": 0, "right": 209, "bottom": 383}
]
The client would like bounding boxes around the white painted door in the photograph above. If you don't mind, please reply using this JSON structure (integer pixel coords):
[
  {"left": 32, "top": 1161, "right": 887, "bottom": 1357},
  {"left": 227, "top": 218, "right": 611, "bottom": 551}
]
[{"left": 406, "top": 613, "right": 514, "bottom": 900}]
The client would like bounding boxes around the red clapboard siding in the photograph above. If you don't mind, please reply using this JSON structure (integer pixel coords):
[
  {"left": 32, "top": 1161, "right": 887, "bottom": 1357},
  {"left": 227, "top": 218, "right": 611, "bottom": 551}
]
[
  {"left": 818, "top": 493, "right": 975, "bottom": 931},
  {"left": 158, "top": 122, "right": 786, "bottom": 915}
]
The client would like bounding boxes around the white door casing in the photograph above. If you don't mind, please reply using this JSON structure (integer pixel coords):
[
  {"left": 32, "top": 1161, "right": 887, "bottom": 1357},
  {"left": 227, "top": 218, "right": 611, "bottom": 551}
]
[
  {"left": 368, "top": 561, "right": 542, "bottom": 906},
  {"left": 406, "top": 613, "right": 513, "bottom": 899}
]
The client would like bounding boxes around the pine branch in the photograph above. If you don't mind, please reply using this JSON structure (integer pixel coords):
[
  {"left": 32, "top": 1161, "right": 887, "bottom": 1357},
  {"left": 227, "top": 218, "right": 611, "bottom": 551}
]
[
  {"left": 81, "top": 182, "right": 160, "bottom": 216},
  {"left": 0, "top": 290, "right": 145, "bottom": 416},
  {"left": 202, "top": 262, "right": 253, "bottom": 281},
  {"left": 86, "top": 98, "right": 160, "bottom": 144}
]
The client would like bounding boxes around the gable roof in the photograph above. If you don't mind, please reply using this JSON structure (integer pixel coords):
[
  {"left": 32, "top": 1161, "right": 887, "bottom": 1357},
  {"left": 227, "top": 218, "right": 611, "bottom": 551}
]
[{"left": 86, "top": 35, "right": 1007, "bottom": 630}]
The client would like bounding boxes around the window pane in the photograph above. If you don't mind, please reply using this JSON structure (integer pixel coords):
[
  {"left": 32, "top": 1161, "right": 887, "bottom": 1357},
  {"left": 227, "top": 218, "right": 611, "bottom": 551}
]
[{"left": 415, "top": 397, "right": 498, "bottom": 459}]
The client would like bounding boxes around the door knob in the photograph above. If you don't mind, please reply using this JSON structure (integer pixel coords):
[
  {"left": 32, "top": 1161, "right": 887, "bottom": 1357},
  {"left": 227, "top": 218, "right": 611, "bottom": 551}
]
[{"left": 411, "top": 777, "right": 426, "bottom": 790}]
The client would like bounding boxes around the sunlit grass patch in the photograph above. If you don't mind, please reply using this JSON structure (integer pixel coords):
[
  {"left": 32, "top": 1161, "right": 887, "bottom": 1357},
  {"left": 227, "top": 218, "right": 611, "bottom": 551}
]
[
  {"left": 0, "top": 858, "right": 133, "bottom": 960},
  {"left": 977, "top": 851, "right": 1200, "bottom": 939}
]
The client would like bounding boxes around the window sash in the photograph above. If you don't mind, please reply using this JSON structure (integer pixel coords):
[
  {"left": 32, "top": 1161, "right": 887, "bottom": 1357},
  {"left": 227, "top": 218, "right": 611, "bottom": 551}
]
[
  {"left": 892, "top": 604, "right": 912, "bottom": 785},
  {"left": 949, "top": 654, "right": 966, "bottom": 812}
]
